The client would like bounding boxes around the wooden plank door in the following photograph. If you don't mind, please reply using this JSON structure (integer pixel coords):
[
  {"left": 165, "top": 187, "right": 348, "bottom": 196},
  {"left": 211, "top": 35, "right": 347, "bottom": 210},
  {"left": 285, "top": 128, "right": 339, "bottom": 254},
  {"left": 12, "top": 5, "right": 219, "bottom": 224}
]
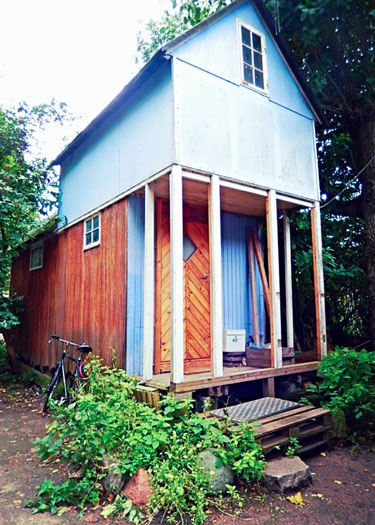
[{"left": 154, "top": 200, "right": 211, "bottom": 374}]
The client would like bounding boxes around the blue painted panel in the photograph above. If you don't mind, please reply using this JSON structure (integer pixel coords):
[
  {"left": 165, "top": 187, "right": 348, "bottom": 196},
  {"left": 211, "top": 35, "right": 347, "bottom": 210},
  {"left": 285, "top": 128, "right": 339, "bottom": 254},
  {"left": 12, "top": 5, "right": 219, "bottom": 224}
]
[
  {"left": 172, "top": 1, "right": 314, "bottom": 120},
  {"left": 221, "top": 212, "right": 266, "bottom": 346},
  {"left": 59, "top": 62, "right": 174, "bottom": 224},
  {"left": 126, "top": 195, "right": 145, "bottom": 376},
  {"left": 174, "top": 59, "right": 319, "bottom": 200}
]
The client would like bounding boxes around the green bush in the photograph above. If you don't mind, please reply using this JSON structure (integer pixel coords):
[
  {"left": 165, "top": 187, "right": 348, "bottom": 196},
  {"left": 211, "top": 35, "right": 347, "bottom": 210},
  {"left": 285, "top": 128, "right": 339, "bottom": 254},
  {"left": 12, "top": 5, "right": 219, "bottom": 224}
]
[
  {"left": 309, "top": 347, "right": 375, "bottom": 430},
  {"left": 32, "top": 357, "right": 264, "bottom": 523}
]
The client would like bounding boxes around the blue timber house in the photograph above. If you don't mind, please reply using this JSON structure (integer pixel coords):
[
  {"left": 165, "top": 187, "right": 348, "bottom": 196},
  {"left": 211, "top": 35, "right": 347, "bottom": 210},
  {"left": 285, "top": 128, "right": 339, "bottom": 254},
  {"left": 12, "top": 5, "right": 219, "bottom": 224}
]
[{"left": 12, "top": 0, "right": 326, "bottom": 397}]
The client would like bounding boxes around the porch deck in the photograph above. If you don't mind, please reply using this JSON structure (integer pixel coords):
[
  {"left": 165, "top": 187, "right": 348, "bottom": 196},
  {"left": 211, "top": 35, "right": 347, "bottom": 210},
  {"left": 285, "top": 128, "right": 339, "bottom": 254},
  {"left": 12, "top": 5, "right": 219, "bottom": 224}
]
[{"left": 146, "top": 361, "right": 319, "bottom": 394}]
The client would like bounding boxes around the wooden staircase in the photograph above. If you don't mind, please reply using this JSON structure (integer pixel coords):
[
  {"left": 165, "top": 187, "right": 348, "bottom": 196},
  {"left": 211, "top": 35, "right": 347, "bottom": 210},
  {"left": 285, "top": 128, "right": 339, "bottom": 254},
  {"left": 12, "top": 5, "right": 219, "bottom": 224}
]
[{"left": 253, "top": 405, "right": 332, "bottom": 454}]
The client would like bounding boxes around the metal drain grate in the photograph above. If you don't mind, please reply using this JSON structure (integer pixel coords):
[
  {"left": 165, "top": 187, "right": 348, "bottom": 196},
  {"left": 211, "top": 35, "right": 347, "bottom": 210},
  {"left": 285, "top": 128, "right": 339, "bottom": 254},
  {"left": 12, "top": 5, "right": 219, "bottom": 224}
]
[{"left": 211, "top": 397, "right": 301, "bottom": 423}]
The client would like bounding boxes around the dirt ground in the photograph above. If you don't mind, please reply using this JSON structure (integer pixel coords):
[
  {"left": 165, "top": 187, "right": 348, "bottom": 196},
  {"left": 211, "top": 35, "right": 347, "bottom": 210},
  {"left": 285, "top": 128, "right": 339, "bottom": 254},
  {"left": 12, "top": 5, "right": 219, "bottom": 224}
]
[{"left": 1, "top": 381, "right": 375, "bottom": 525}]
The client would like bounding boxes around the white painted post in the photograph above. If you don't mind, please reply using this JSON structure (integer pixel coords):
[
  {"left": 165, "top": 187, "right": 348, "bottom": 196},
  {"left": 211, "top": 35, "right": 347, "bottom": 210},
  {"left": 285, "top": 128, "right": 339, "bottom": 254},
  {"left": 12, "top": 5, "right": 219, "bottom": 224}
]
[
  {"left": 311, "top": 202, "right": 327, "bottom": 359},
  {"left": 143, "top": 184, "right": 155, "bottom": 381},
  {"left": 209, "top": 175, "right": 223, "bottom": 378},
  {"left": 283, "top": 211, "right": 294, "bottom": 349},
  {"left": 170, "top": 165, "right": 185, "bottom": 384},
  {"left": 266, "top": 190, "right": 282, "bottom": 368}
]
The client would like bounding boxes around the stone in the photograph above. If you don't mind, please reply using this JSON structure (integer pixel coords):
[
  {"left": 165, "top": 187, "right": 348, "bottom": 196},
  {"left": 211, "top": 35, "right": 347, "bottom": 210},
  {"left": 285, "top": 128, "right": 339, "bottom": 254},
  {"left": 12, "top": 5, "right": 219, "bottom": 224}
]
[
  {"left": 122, "top": 468, "right": 153, "bottom": 507},
  {"left": 198, "top": 448, "right": 234, "bottom": 494},
  {"left": 263, "top": 456, "right": 311, "bottom": 493},
  {"left": 103, "top": 454, "right": 125, "bottom": 494}
]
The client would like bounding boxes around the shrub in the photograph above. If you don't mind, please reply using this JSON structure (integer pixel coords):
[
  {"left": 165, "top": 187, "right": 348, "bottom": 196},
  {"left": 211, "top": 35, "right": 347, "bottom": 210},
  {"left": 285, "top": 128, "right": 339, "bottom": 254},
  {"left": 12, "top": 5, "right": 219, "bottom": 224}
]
[
  {"left": 32, "top": 357, "right": 265, "bottom": 523},
  {"left": 309, "top": 347, "right": 375, "bottom": 431}
]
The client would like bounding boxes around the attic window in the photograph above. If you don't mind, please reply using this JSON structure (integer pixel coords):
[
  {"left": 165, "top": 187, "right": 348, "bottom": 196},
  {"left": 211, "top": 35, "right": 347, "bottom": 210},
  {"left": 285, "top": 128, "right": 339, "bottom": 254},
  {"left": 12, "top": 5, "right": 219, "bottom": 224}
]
[
  {"left": 84, "top": 214, "right": 100, "bottom": 250},
  {"left": 30, "top": 243, "right": 43, "bottom": 271},
  {"left": 239, "top": 21, "right": 267, "bottom": 93}
]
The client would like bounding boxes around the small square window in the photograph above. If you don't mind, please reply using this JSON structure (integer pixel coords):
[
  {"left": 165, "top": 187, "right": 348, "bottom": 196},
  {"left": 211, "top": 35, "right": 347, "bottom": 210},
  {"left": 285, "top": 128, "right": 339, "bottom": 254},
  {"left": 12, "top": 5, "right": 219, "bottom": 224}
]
[
  {"left": 239, "top": 21, "right": 267, "bottom": 94},
  {"left": 30, "top": 244, "right": 43, "bottom": 271},
  {"left": 84, "top": 214, "right": 100, "bottom": 249}
]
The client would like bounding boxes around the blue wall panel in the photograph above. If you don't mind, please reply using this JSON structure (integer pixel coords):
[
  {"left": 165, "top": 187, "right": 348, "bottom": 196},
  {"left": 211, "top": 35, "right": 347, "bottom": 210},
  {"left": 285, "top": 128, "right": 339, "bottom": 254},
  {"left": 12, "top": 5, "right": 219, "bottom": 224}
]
[
  {"left": 126, "top": 195, "right": 145, "bottom": 376},
  {"left": 221, "top": 212, "right": 266, "bottom": 346},
  {"left": 59, "top": 62, "right": 174, "bottom": 224}
]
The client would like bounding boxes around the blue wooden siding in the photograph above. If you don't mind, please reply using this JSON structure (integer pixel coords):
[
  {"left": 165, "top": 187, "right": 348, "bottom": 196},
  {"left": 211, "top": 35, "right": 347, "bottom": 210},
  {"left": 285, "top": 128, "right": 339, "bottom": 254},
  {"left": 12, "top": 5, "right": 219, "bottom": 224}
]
[
  {"left": 171, "top": 2, "right": 314, "bottom": 120},
  {"left": 126, "top": 195, "right": 145, "bottom": 375},
  {"left": 221, "top": 213, "right": 266, "bottom": 346},
  {"left": 59, "top": 62, "right": 174, "bottom": 224}
]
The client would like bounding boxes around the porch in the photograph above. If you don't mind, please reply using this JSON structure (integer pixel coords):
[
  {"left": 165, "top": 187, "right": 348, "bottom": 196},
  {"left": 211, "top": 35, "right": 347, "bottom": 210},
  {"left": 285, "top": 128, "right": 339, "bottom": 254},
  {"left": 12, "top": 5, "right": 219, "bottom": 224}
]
[{"left": 135, "top": 163, "right": 326, "bottom": 390}]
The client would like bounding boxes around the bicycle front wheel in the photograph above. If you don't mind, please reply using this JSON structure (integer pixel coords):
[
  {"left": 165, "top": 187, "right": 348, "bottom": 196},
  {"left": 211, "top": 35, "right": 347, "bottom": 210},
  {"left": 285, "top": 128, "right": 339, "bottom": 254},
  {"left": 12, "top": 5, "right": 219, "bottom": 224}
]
[{"left": 43, "top": 365, "right": 62, "bottom": 413}]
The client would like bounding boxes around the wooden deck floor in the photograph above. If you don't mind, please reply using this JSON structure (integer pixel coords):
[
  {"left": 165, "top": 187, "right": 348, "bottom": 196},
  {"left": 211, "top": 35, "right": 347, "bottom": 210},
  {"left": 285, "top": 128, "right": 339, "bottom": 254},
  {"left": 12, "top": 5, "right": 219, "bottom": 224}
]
[{"left": 146, "top": 361, "right": 320, "bottom": 393}]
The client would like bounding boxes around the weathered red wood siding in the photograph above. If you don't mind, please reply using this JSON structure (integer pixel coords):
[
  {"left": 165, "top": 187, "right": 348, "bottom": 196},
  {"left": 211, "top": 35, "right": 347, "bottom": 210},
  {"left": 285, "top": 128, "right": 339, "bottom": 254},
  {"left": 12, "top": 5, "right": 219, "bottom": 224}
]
[{"left": 10, "top": 199, "right": 128, "bottom": 369}]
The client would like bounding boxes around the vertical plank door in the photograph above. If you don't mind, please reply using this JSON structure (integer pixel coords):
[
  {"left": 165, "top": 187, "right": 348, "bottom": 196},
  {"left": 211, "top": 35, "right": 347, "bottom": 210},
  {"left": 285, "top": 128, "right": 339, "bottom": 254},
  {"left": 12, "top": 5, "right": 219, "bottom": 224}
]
[{"left": 154, "top": 201, "right": 211, "bottom": 374}]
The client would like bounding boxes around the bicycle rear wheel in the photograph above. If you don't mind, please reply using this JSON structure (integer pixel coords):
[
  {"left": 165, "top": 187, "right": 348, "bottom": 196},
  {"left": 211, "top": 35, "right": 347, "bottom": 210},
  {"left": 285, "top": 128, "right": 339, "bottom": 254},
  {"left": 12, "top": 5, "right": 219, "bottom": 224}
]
[{"left": 43, "top": 365, "right": 62, "bottom": 413}]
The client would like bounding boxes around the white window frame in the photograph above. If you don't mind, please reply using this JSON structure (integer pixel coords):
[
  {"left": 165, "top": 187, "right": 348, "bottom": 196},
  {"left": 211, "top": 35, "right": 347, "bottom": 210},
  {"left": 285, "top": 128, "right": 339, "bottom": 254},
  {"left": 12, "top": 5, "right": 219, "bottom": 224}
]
[
  {"left": 29, "top": 243, "right": 43, "bottom": 271},
  {"left": 83, "top": 213, "right": 101, "bottom": 250},
  {"left": 238, "top": 19, "right": 268, "bottom": 95}
]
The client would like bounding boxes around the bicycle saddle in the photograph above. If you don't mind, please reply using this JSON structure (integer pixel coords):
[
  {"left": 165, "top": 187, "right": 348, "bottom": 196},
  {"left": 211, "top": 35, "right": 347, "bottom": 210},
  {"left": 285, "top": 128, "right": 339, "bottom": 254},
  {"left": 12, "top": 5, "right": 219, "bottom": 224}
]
[{"left": 78, "top": 343, "right": 92, "bottom": 353}]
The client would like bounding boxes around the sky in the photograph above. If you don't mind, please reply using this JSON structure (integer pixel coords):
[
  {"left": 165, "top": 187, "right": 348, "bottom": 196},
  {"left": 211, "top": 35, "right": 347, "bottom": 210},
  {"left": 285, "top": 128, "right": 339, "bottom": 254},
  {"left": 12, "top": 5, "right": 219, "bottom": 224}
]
[{"left": 0, "top": 0, "right": 171, "bottom": 159}]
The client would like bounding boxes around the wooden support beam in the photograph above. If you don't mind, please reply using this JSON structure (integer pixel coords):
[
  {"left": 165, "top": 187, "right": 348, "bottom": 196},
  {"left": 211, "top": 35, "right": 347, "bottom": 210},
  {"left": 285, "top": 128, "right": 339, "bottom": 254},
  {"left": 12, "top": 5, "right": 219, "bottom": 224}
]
[
  {"left": 170, "top": 165, "right": 185, "bottom": 384},
  {"left": 283, "top": 212, "right": 294, "bottom": 349},
  {"left": 154, "top": 199, "right": 163, "bottom": 374},
  {"left": 262, "top": 377, "right": 275, "bottom": 397},
  {"left": 311, "top": 202, "right": 327, "bottom": 359},
  {"left": 266, "top": 190, "right": 282, "bottom": 368},
  {"left": 247, "top": 228, "right": 260, "bottom": 346},
  {"left": 251, "top": 230, "right": 271, "bottom": 317},
  {"left": 208, "top": 175, "right": 223, "bottom": 378},
  {"left": 143, "top": 184, "right": 155, "bottom": 380}
]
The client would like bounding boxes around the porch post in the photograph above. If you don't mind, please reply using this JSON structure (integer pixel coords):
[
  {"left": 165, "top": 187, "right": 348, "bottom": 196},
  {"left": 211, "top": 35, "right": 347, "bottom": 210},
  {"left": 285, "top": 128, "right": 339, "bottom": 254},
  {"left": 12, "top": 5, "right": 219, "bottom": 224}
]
[
  {"left": 209, "top": 175, "right": 223, "bottom": 377},
  {"left": 143, "top": 184, "right": 155, "bottom": 380},
  {"left": 283, "top": 211, "right": 294, "bottom": 349},
  {"left": 311, "top": 202, "right": 327, "bottom": 359},
  {"left": 170, "top": 165, "right": 185, "bottom": 384},
  {"left": 266, "top": 190, "right": 282, "bottom": 368}
]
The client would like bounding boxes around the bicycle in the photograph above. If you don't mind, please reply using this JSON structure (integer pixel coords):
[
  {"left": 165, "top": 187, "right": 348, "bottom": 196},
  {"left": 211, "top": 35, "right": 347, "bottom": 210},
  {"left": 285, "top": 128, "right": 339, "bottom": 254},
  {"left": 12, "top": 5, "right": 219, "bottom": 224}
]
[{"left": 43, "top": 334, "right": 92, "bottom": 413}]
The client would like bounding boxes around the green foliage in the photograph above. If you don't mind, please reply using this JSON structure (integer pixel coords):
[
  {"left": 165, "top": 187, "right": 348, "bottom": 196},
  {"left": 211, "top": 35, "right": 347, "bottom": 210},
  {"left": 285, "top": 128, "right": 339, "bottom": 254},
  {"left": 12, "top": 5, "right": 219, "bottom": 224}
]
[
  {"left": 0, "top": 101, "right": 69, "bottom": 337},
  {"left": 137, "top": 0, "right": 228, "bottom": 63},
  {"left": 33, "top": 358, "right": 264, "bottom": 523},
  {"left": 309, "top": 347, "right": 375, "bottom": 431},
  {"left": 100, "top": 494, "right": 143, "bottom": 523},
  {"left": 285, "top": 437, "right": 302, "bottom": 457}
]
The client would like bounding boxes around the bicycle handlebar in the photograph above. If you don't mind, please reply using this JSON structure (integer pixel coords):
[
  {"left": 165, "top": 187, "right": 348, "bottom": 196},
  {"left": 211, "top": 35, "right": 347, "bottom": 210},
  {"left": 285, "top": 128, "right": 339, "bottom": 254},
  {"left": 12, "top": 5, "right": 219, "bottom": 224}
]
[{"left": 48, "top": 335, "right": 92, "bottom": 353}]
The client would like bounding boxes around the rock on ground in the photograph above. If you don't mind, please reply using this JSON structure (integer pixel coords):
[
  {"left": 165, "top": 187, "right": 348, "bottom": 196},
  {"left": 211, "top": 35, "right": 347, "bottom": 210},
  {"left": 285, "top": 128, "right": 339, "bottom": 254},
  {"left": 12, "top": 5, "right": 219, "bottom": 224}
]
[
  {"left": 122, "top": 468, "right": 153, "bottom": 507},
  {"left": 198, "top": 448, "right": 234, "bottom": 494},
  {"left": 263, "top": 456, "right": 312, "bottom": 493}
]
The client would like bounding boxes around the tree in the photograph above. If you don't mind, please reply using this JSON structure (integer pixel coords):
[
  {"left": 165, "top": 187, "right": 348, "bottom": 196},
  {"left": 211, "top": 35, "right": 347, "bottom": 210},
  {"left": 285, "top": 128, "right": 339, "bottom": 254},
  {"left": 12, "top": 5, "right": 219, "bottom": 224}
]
[
  {"left": 0, "top": 101, "right": 68, "bottom": 371},
  {"left": 272, "top": 0, "right": 375, "bottom": 343},
  {"left": 137, "top": 0, "right": 228, "bottom": 63}
]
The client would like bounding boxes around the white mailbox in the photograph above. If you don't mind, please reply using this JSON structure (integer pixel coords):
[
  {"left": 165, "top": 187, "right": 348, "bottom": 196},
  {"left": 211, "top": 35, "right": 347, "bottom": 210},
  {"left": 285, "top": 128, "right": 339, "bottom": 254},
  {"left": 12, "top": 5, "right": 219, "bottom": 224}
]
[{"left": 223, "top": 329, "right": 246, "bottom": 353}]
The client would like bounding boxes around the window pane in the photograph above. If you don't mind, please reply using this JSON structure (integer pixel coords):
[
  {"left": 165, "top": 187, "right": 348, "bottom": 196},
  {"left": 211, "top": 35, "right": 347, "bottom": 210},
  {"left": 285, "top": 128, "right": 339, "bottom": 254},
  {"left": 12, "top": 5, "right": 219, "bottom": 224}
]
[
  {"left": 183, "top": 234, "right": 197, "bottom": 261},
  {"left": 252, "top": 33, "right": 262, "bottom": 52},
  {"left": 241, "top": 26, "right": 251, "bottom": 46},
  {"left": 242, "top": 45, "right": 252, "bottom": 65},
  {"left": 93, "top": 229, "right": 99, "bottom": 243},
  {"left": 86, "top": 219, "right": 92, "bottom": 233},
  {"left": 254, "top": 51, "right": 263, "bottom": 71},
  {"left": 244, "top": 64, "right": 254, "bottom": 84},
  {"left": 93, "top": 215, "right": 99, "bottom": 229},
  {"left": 86, "top": 232, "right": 92, "bottom": 245},
  {"left": 255, "top": 70, "right": 264, "bottom": 89}
]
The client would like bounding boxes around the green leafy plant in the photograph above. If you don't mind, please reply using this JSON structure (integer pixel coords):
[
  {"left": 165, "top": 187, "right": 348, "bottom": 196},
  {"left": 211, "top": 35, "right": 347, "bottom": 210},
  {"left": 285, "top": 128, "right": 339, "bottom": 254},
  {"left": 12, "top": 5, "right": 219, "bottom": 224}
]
[
  {"left": 309, "top": 347, "right": 375, "bottom": 432},
  {"left": 32, "top": 357, "right": 265, "bottom": 523},
  {"left": 285, "top": 437, "right": 302, "bottom": 457}
]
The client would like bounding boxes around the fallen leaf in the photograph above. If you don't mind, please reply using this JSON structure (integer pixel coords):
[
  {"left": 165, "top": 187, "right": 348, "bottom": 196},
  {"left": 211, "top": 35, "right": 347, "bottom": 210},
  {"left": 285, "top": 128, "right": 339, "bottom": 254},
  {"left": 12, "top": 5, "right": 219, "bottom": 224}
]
[
  {"left": 312, "top": 493, "right": 324, "bottom": 499},
  {"left": 371, "top": 483, "right": 375, "bottom": 488},
  {"left": 320, "top": 452, "right": 326, "bottom": 457},
  {"left": 334, "top": 480, "right": 342, "bottom": 485},
  {"left": 286, "top": 492, "right": 305, "bottom": 506},
  {"left": 316, "top": 462, "right": 324, "bottom": 467}
]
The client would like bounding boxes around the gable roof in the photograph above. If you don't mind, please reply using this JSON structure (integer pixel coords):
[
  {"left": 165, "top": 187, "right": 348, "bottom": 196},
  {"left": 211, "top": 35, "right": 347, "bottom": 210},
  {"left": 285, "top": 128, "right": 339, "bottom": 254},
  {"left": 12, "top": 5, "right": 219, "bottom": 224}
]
[{"left": 52, "top": 0, "right": 322, "bottom": 167}]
